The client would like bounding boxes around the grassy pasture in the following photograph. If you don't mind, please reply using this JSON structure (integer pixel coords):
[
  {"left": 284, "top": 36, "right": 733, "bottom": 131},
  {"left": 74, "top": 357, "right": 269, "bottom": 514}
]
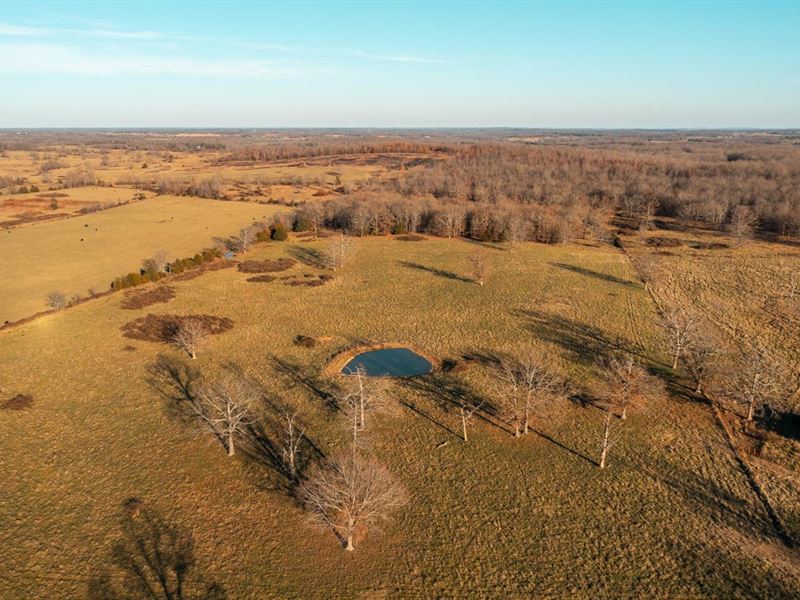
[
  {"left": 0, "top": 196, "right": 282, "bottom": 323},
  {"left": 0, "top": 186, "right": 156, "bottom": 227},
  {"left": 0, "top": 236, "right": 797, "bottom": 598},
  {"left": 623, "top": 226, "right": 800, "bottom": 548}
]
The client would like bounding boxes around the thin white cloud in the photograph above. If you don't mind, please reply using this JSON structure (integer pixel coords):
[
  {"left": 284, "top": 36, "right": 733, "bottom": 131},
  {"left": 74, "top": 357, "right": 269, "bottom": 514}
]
[
  {"left": 350, "top": 50, "right": 454, "bottom": 65},
  {"left": 0, "top": 22, "right": 456, "bottom": 67},
  {"left": 0, "top": 22, "right": 47, "bottom": 36},
  {"left": 0, "top": 43, "right": 303, "bottom": 78},
  {"left": 0, "top": 21, "right": 195, "bottom": 42}
]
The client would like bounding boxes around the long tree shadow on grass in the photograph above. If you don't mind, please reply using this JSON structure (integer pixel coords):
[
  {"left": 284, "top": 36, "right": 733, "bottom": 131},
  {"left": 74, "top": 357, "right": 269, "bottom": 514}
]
[
  {"left": 514, "top": 308, "right": 652, "bottom": 367},
  {"left": 147, "top": 355, "right": 203, "bottom": 424},
  {"left": 397, "top": 261, "right": 474, "bottom": 284},
  {"left": 242, "top": 415, "right": 325, "bottom": 501},
  {"left": 402, "top": 372, "right": 507, "bottom": 439},
  {"left": 551, "top": 262, "right": 641, "bottom": 288},
  {"left": 270, "top": 356, "right": 340, "bottom": 412},
  {"left": 637, "top": 456, "right": 788, "bottom": 545},
  {"left": 287, "top": 245, "right": 327, "bottom": 269},
  {"left": 88, "top": 500, "right": 226, "bottom": 600}
]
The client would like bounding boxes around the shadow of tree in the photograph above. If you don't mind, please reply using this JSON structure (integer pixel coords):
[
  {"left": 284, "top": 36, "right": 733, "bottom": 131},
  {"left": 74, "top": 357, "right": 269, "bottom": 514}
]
[
  {"left": 287, "top": 245, "right": 327, "bottom": 269},
  {"left": 403, "top": 372, "right": 506, "bottom": 437},
  {"left": 147, "top": 355, "right": 205, "bottom": 427},
  {"left": 88, "top": 501, "right": 226, "bottom": 600},
  {"left": 514, "top": 308, "right": 647, "bottom": 367},
  {"left": 397, "top": 261, "right": 474, "bottom": 284},
  {"left": 242, "top": 416, "right": 325, "bottom": 501},
  {"left": 551, "top": 262, "right": 640, "bottom": 288},
  {"left": 270, "top": 356, "right": 340, "bottom": 412}
]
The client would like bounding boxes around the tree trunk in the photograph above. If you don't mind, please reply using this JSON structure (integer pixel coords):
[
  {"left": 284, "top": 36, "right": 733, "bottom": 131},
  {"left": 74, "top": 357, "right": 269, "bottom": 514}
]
[
  {"left": 346, "top": 520, "right": 355, "bottom": 551},
  {"left": 747, "top": 397, "right": 756, "bottom": 422},
  {"left": 461, "top": 409, "right": 468, "bottom": 442},
  {"left": 190, "top": 349, "right": 196, "bottom": 360},
  {"left": 522, "top": 408, "right": 530, "bottom": 435},
  {"left": 599, "top": 411, "right": 612, "bottom": 469},
  {"left": 672, "top": 350, "right": 679, "bottom": 371},
  {"left": 620, "top": 405, "right": 627, "bottom": 420},
  {"left": 227, "top": 436, "right": 235, "bottom": 456}
]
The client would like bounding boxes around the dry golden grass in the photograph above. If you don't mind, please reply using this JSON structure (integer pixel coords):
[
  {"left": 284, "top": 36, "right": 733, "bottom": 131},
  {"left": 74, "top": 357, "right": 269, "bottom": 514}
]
[
  {"left": 624, "top": 224, "right": 800, "bottom": 550},
  {"left": 0, "top": 196, "right": 282, "bottom": 323},
  {"left": 0, "top": 186, "right": 156, "bottom": 226},
  {"left": 1, "top": 235, "right": 797, "bottom": 598}
]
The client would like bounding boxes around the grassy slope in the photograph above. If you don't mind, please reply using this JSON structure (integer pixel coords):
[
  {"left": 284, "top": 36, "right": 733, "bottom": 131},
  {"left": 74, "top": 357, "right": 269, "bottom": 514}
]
[
  {"left": 0, "top": 237, "right": 797, "bottom": 598},
  {"left": 0, "top": 196, "right": 282, "bottom": 323},
  {"left": 624, "top": 227, "right": 800, "bottom": 557}
]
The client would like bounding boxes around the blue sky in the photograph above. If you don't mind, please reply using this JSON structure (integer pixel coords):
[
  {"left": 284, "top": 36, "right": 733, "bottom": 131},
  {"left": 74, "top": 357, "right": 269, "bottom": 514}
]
[{"left": 0, "top": 1, "right": 798, "bottom": 128}]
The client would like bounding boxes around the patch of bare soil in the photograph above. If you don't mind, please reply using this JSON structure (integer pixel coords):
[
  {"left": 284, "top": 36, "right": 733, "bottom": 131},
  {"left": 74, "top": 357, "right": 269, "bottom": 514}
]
[
  {"left": 689, "top": 241, "right": 730, "bottom": 250},
  {"left": 171, "top": 260, "right": 237, "bottom": 282},
  {"left": 295, "top": 231, "right": 336, "bottom": 239},
  {"left": 238, "top": 258, "right": 296, "bottom": 273},
  {"left": 2, "top": 394, "right": 34, "bottom": 411},
  {"left": 395, "top": 234, "right": 426, "bottom": 242},
  {"left": 283, "top": 273, "right": 334, "bottom": 287},
  {"left": 642, "top": 236, "right": 683, "bottom": 248},
  {"left": 121, "top": 286, "right": 176, "bottom": 310},
  {"left": 1, "top": 212, "right": 71, "bottom": 229},
  {"left": 121, "top": 314, "right": 233, "bottom": 343},
  {"left": 246, "top": 274, "right": 276, "bottom": 283},
  {"left": 293, "top": 335, "right": 319, "bottom": 348}
]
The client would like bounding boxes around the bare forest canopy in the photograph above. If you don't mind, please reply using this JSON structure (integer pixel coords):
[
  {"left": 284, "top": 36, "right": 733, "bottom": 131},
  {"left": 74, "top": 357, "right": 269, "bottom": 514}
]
[{"left": 3, "top": 129, "right": 800, "bottom": 238}]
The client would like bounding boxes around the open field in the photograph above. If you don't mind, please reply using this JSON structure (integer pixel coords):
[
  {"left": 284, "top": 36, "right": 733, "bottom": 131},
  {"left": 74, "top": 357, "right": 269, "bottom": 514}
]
[
  {"left": 622, "top": 224, "right": 800, "bottom": 545},
  {"left": 0, "top": 147, "right": 411, "bottom": 206},
  {"left": 1, "top": 235, "right": 797, "bottom": 598},
  {"left": 0, "top": 186, "right": 156, "bottom": 228},
  {"left": 0, "top": 196, "right": 282, "bottom": 323}
]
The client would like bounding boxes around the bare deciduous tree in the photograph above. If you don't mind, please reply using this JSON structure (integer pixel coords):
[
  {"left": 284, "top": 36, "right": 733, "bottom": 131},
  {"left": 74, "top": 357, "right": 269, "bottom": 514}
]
[
  {"left": 301, "top": 454, "right": 408, "bottom": 551},
  {"left": 728, "top": 205, "right": 757, "bottom": 247},
  {"left": 173, "top": 320, "right": 208, "bottom": 360},
  {"left": 721, "top": 344, "right": 790, "bottom": 422},
  {"left": 142, "top": 250, "right": 170, "bottom": 274},
  {"left": 192, "top": 375, "right": 259, "bottom": 456},
  {"left": 598, "top": 353, "right": 654, "bottom": 469},
  {"left": 433, "top": 205, "right": 465, "bottom": 238},
  {"left": 495, "top": 361, "right": 524, "bottom": 438},
  {"left": 684, "top": 338, "right": 719, "bottom": 395},
  {"left": 496, "top": 355, "right": 563, "bottom": 438},
  {"left": 281, "top": 409, "right": 306, "bottom": 480},
  {"left": 469, "top": 248, "right": 490, "bottom": 286},
  {"left": 337, "top": 367, "right": 390, "bottom": 458},
  {"left": 238, "top": 226, "right": 257, "bottom": 252},
  {"left": 633, "top": 254, "right": 659, "bottom": 292},
  {"left": 46, "top": 290, "right": 67, "bottom": 311},
  {"left": 325, "top": 234, "right": 355, "bottom": 271},
  {"left": 517, "top": 354, "right": 564, "bottom": 435},
  {"left": 456, "top": 395, "right": 484, "bottom": 443},
  {"left": 659, "top": 308, "right": 697, "bottom": 371},
  {"left": 304, "top": 205, "right": 325, "bottom": 239}
]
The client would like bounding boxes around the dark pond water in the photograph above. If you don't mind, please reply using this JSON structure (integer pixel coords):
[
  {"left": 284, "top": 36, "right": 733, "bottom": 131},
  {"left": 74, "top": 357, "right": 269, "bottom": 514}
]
[{"left": 341, "top": 348, "right": 433, "bottom": 377}]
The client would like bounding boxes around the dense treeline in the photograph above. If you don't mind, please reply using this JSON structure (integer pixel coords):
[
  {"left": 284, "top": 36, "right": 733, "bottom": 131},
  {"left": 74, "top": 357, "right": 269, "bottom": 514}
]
[
  {"left": 346, "top": 144, "right": 800, "bottom": 239},
  {"left": 223, "top": 140, "right": 453, "bottom": 163},
  {"left": 4, "top": 131, "right": 800, "bottom": 237},
  {"left": 117, "top": 175, "right": 226, "bottom": 199},
  {"left": 302, "top": 193, "right": 601, "bottom": 244}
]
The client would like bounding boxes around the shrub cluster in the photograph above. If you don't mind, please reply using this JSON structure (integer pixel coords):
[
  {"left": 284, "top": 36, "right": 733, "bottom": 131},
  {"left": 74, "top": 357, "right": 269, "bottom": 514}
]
[{"left": 111, "top": 248, "right": 222, "bottom": 290}]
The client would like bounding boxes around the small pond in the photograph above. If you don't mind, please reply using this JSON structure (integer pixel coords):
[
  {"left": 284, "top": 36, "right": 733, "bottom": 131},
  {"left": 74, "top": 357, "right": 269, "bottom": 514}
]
[{"left": 341, "top": 348, "right": 433, "bottom": 377}]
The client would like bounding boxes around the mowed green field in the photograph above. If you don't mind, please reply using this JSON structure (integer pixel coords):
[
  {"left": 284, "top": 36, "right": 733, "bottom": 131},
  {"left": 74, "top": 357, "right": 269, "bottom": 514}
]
[
  {"left": 0, "top": 237, "right": 797, "bottom": 598},
  {"left": 0, "top": 196, "right": 282, "bottom": 323}
]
